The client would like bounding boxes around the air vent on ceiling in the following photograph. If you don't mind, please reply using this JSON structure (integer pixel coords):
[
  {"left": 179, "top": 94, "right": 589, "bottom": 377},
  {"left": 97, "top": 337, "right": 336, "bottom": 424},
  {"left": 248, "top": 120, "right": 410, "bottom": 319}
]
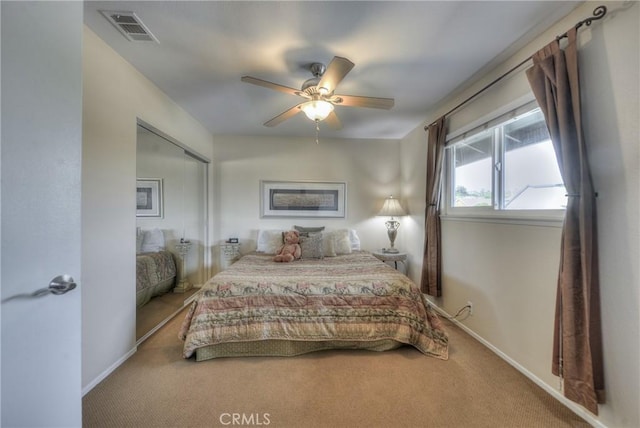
[{"left": 100, "top": 10, "right": 158, "bottom": 43}]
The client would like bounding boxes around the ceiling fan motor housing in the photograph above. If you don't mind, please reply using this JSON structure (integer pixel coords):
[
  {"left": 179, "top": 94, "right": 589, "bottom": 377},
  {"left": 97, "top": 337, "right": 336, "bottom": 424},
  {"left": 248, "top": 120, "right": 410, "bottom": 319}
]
[
  {"left": 301, "top": 62, "right": 328, "bottom": 93},
  {"left": 301, "top": 77, "right": 321, "bottom": 92},
  {"left": 309, "top": 62, "right": 326, "bottom": 77}
]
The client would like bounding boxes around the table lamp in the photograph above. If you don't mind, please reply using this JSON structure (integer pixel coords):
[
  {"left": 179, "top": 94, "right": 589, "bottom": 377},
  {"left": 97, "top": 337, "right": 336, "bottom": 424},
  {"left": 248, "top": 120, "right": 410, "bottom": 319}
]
[{"left": 378, "top": 195, "right": 406, "bottom": 253}]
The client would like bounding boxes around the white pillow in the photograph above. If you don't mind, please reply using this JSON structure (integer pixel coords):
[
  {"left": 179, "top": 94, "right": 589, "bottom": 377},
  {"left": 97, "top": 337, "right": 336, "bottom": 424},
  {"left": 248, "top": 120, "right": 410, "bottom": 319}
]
[
  {"left": 320, "top": 230, "right": 355, "bottom": 256},
  {"left": 321, "top": 232, "right": 337, "bottom": 257},
  {"left": 348, "top": 229, "right": 361, "bottom": 251},
  {"left": 140, "top": 228, "right": 165, "bottom": 252},
  {"left": 136, "top": 231, "right": 144, "bottom": 254},
  {"left": 332, "top": 229, "right": 352, "bottom": 255},
  {"left": 256, "top": 229, "right": 284, "bottom": 254}
]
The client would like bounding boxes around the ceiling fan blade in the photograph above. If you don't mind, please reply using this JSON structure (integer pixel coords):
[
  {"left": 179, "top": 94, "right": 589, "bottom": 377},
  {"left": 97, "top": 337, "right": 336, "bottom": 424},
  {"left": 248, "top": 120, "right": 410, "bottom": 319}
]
[
  {"left": 263, "top": 104, "right": 303, "bottom": 127},
  {"left": 334, "top": 94, "right": 395, "bottom": 110},
  {"left": 241, "top": 76, "right": 303, "bottom": 97},
  {"left": 324, "top": 111, "right": 342, "bottom": 130},
  {"left": 317, "top": 56, "right": 355, "bottom": 94}
]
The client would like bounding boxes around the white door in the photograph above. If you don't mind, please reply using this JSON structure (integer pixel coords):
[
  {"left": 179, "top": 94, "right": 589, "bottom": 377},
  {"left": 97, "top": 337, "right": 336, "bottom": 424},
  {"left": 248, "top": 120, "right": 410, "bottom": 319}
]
[{"left": 1, "top": 2, "right": 82, "bottom": 426}]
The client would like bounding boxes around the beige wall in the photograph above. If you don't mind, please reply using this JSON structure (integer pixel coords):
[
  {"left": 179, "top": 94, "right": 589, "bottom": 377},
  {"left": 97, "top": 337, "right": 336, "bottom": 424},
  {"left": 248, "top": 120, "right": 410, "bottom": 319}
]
[
  {"left": 82, "top": 27, "right": 213, "bottom": 391},
  {"left": 401, "top": 2, "right": 639, "bottom": 427},
  {"left": 212, "top": 135, "right": 402, "bottom": 261}
]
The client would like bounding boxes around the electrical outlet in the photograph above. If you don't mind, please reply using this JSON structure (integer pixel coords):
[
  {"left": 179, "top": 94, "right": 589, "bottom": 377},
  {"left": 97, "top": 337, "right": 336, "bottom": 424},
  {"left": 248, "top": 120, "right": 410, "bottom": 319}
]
[{"left": 467, "top": 301, "right": 473, "bottom": 316}]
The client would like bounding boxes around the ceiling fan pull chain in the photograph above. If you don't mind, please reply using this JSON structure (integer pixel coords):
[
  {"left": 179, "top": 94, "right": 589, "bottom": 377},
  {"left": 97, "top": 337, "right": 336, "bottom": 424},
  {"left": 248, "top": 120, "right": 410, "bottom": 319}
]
[{"left": 315, "top": 120, "right": 320, "bottom": 144}]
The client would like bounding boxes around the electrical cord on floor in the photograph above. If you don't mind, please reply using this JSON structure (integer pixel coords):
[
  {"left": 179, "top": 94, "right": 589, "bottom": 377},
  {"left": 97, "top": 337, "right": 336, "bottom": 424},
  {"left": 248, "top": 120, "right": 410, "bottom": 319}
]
[{"left": 443, "top": 304, "right": 472, "bottom": 322}]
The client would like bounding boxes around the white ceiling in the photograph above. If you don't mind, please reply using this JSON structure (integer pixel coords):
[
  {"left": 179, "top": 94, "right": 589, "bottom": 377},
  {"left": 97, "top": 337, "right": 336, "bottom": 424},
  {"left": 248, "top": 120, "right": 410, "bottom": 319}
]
[{"left": 83, "top": 1, "right": 579, "bottom": 140}]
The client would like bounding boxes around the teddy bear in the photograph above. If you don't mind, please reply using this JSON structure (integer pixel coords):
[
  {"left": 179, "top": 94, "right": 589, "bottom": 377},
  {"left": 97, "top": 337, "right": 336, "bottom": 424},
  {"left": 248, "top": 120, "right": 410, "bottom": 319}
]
[{"left": 273, "top": 230, "right": 301, "bottom": 262}]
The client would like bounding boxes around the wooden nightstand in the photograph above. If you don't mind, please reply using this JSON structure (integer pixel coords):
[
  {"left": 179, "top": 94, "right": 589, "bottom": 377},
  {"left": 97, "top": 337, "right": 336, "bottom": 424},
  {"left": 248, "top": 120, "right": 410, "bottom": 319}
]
[
  {"left": 372, "top": 250, "right": 407, "bottom": 273},
  {"left": 220, "top": 242, "right": 241, "bottom": 271}
]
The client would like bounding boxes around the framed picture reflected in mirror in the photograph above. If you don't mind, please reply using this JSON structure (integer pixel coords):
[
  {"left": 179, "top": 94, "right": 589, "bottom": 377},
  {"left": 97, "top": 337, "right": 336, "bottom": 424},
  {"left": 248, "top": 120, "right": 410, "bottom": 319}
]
[{"left": 136, "top": 178, "right": 163, "bottom": 217}]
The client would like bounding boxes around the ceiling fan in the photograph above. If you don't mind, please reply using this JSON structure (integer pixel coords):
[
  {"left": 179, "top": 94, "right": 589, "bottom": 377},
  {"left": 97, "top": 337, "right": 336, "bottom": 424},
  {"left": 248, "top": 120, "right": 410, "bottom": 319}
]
[{"left": 241, "top": 56, "right": 394, "bottom": 129}]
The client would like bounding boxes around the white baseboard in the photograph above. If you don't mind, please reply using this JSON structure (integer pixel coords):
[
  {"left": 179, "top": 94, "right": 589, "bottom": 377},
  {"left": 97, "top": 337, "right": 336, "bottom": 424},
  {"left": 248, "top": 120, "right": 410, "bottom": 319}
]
[
  {"left": 429, "top": 302, "right": 606, "bottom": 428},
  {"left": 83, "top": 297, "right": 197, "bottom": 397},
  {"left": 82, "top": 346, "right": 136, "bottom": 396}
]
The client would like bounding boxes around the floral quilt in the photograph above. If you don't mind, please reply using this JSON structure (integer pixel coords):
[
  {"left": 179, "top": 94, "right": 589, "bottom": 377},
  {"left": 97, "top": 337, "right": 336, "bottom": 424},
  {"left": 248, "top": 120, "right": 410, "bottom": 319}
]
[
  {"left": 136, "top": 250, "right": 176, "bottom": 293},
  {"left": 179, "top": 251, "right": 448, "bottom": 360}
]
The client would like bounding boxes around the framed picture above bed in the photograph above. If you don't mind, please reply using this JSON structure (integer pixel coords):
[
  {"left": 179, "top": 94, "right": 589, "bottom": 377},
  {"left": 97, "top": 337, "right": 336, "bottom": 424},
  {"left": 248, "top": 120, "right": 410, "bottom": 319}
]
[
  {"left": 136, "top": 178, "right": 163, "bottom": 218},
  {"left": 260, "top": 180, "right": 346, "bottom": 218}
]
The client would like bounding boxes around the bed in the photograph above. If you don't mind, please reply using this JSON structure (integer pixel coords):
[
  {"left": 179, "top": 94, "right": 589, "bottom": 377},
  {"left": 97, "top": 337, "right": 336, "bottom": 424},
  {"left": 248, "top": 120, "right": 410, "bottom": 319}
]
[
  {"left": 136, "top": 250, "right": 177, "bottom": 308},
  {"left": 179, "top": 251, "right": 448, "bottom": 360}
]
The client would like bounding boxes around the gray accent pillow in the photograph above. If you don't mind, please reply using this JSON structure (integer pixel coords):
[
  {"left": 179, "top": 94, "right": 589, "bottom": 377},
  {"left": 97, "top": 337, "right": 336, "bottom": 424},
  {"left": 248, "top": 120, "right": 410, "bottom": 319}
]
[
  {"left": 300, "top": 233, "right": 324, "bottom": 259},
  {"left": 294, "top": 225, "right": 325, "bottom": 234}
]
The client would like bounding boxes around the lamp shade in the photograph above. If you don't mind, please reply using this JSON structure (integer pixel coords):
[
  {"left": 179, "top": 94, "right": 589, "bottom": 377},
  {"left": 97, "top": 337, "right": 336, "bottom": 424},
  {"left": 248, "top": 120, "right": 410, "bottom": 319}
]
[
  {"left": 300, "top": 100, "right": 334, "bottom": 121},
  {"left": 378, "top": 196, "right": 406, "bottom": 217}
]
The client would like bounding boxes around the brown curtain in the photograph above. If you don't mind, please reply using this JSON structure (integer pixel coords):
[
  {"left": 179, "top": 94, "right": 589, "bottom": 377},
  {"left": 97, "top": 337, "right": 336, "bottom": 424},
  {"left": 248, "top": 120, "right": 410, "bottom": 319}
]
[
  {"left": 526, "top": 28, "right": 604, "bottom": 415},
  {"left": 421, "top": 116, "right": 447, "bottom": 296}
]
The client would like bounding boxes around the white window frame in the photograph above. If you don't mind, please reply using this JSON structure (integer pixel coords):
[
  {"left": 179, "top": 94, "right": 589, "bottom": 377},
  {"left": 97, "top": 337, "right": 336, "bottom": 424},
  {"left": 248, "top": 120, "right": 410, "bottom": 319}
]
[{"left": 441, "top": 99, "right": 566, "bottom": 227}]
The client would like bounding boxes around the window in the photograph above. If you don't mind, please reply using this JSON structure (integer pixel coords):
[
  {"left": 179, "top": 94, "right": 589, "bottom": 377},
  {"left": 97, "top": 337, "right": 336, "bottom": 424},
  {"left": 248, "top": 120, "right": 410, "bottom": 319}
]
[{"left": 445, "top": 104, "right": 566, "bottom": 219}]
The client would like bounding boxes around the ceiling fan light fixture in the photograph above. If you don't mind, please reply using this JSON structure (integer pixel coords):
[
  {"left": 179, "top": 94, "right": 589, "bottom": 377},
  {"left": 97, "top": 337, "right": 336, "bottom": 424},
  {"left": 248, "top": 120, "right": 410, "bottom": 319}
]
[{"left": 300, "top": 100, "right": 334, "bottom": 121}]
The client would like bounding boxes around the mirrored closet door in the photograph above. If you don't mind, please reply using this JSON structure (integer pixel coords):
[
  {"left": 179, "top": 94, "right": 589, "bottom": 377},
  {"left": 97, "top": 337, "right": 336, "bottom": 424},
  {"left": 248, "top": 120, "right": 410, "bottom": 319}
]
[{"left": 135, "top": 123, "right": 208, "bottom": 342}]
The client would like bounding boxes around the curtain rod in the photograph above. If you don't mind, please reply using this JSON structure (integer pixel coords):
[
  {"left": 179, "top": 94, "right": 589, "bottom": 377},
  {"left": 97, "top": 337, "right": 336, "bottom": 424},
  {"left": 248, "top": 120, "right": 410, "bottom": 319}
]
[{"left": 424, "top": 5, "right": 607, "bottom": 131}]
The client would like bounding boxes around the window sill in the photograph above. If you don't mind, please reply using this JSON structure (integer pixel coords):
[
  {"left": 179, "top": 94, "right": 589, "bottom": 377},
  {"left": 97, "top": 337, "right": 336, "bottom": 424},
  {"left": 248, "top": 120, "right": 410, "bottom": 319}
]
[{"left": 441, "top": 212, "right": 564, "bottom": 228}]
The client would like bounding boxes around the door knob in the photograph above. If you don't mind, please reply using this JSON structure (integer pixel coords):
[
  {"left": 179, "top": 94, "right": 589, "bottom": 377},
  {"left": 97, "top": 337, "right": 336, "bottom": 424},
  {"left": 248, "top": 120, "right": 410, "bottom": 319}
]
[
  {"left": 48, "top": 275, "right": 77, "bottom": 294},
  {"left": 1, "top": 274, "right": 77, "bottom": 303}
]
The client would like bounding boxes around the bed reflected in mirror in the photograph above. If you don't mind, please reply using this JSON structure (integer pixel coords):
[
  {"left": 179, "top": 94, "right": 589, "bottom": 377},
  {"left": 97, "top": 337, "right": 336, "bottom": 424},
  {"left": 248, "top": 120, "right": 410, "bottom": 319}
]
[{"left": 136, "top": 123, "right": 208, "bottom": 343}]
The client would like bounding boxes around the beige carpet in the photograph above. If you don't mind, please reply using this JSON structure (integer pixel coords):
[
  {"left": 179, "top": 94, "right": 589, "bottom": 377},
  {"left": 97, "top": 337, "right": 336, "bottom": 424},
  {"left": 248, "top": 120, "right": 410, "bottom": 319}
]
[
  {"left": 137, "top": 289, "right": 199, "bottom": 341},
  {"left": 84, "top": 309, "right": 589, "bottom": 428}
]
